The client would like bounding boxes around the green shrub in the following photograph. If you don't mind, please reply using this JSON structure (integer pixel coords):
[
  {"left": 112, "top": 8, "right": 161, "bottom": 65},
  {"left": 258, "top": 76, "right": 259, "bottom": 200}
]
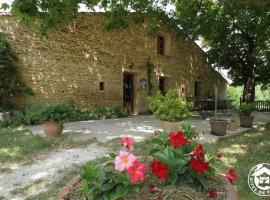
[
  {"left": 73, "top": 106, "right": 128, "bottom": 121},
  {"left": 0, "top": 104, "right": 128, "bottom": 128},
  {"left": 39, "top": 103, "right": 75, "bottom": 123},
  {"left": 148, "top": 89, "right": 192, "bottom": 122},
  {"left": 239, "top": 103, "right": 253, "bottom": 116},
  {"left": 24, "top": 106, "right": 44, "bottom": 125},
  {"left": 0, "top": 110, "right": 27, "bottom": 128}
]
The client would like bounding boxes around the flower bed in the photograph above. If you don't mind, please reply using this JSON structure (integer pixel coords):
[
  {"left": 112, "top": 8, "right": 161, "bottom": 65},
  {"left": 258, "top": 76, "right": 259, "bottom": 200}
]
[{"left": 58, "top": 123, "right": 238, "bottom": 200}]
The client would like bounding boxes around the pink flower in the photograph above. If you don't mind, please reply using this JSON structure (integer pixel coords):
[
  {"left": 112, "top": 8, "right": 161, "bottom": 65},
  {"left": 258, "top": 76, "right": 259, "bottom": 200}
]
[
  {"left": 127, "top": 161, "right": 146, "bottom": 184},
  {"left": 119, "top": 137, "right": 135, "bottom": 151},
  {"left": 114, "top": 151, "right": 136, "bottom": 172}
]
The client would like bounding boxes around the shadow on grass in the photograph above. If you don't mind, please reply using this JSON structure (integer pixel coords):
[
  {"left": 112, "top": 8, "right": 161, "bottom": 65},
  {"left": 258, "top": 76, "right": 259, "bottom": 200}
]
[
  {"left": 205, "top": 123, "right": 270, "bottom": 200},
  {"left": 0, "top": 127, "right": 53, "bottom": 173}
]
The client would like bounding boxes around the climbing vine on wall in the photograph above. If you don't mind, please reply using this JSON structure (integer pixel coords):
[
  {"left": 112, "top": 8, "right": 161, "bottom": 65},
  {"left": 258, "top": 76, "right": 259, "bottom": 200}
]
[
  {"left": 146, "top": 61, "right": 154, "bottom": 95},
  {"left": 0, "top": 33, "right": 32, "bottom": 110}
]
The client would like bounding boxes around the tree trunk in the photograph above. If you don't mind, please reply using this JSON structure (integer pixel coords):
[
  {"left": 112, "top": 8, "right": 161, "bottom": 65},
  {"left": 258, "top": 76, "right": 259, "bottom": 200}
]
[
  {"left": 243, "top": 75, "right": 255, "bottom": 103},
  {"left": 242, "top": 34, "right": 256, "bottom": 103}
]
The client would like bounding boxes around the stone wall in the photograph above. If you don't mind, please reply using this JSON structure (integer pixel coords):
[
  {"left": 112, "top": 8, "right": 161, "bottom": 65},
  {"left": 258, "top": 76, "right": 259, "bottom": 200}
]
[{"left": 0, "top": 13, "right": 227, "bottom": 113}]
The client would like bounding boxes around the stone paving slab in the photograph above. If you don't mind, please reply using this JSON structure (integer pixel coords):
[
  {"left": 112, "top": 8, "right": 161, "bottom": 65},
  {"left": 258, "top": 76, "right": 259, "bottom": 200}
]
[{"left": 28, "top": 112, "right": 270, "bottom": 143}]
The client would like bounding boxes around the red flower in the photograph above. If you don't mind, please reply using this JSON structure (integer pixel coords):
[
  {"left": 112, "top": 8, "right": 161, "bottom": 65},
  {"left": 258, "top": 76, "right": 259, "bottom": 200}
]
[
  {"left": 190, "top": 157, "right": 209, "bottom": 174},
  {"left": 151, "top": 161, "right": 169, "bottom": 180},
  {"left": 192, "top": 144, "right": 204, "bottom": 158},
  {"left": 225, "top": 168, "right": 237, "bottom": 184},
  {"left": 206, "top": 191, "right": 218, "bottom": 198},
  {"left": 216, "top": 152, "right": 223, "bottom": 159},
  {"left": 149, "top": 185, "right": 157, "bottom": 193},
  {"left": 169, "top": 132, "right": 189, "bottom": 148},
  {"left": 127, "top": 161, "right": 146, "bottom": 184},
  {"left": 119, "top": 137, "right": 135, "bottom": 151}
]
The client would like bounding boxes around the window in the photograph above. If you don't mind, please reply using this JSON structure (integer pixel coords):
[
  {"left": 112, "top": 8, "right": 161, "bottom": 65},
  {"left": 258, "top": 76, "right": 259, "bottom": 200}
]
[
  {"left": 100, "top": 82, "right": 105, "bottom": 91},
  {"left": 157, "top": 35, "right": 165, "bottom": 55}
]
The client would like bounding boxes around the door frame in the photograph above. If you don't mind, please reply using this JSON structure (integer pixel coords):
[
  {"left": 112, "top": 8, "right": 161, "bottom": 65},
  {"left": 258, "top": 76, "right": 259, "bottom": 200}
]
[{"left": 123, "top": 72, "right": 135, "bottom": 114}]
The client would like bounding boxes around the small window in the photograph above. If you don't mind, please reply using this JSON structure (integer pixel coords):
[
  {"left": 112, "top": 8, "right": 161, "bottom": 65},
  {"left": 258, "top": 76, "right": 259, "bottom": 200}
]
[
  {"left": 100, "top": 82, "right": 105, "bottom": 91},
  {"left": 157, "top": 35, "right": 165, "bottom": 55}
]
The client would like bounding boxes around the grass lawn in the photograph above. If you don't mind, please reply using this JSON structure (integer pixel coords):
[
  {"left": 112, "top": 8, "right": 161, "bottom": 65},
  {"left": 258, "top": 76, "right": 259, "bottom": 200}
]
[
  {"left": 2, "top": 123, "right": 270, "bottom": 200},
  {"left": 0, "top": 127, "right": 54, "bottom": 173},
  {"left": 0, "top": 126, "right": 96, "bottom": 173},
  {"left": 205, "top": 123, "right": 270, "bottom": 200}
]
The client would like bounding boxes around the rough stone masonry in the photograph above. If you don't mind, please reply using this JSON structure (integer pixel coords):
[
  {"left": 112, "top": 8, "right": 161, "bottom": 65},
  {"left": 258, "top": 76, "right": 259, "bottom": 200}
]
[{"left": 0, "top": 13, "right": 226, "bottom": 113}]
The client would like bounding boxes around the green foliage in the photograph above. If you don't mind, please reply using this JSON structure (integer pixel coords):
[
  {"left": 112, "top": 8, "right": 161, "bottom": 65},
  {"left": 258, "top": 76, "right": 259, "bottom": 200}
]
[
  {"left": 37, "top": 103, "right": 75, "bottom": 123},
  {"left": 148, "top": 89, "right": 192, "bottom": 122},
  {"left": 227, "top": 86, "right": 243, "bottom": 108},
  {"left": 0, "top": 33, "right": 32, "bottom": 110},
  {"left": 149, "top": 123, "right": 218, "bottom": 190},
  {"left": 239, "top": 103, "right": 254, "bottom": 116},
  {"left": 72, "top": 106, "right": 128, "bottom": 121},
  {"left": 80, "top": 163, "right": 137, "bottom": 200},
  {"left": 175, "top": 1, "right": 270, "bottom": 102},
  {"left": 0, "top": 105, "right": 128, "bottom": 128},
  {"left": 227, "top": 85, "right": 270, "bottom": 109}
]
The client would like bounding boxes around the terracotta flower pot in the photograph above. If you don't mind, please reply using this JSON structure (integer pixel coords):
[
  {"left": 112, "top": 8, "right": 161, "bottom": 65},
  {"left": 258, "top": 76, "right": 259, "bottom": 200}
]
[
  {"left": 42, "top": 121, "right": 63, "bottom": 138},
  {"left": 210, "top": 119, "right": 228, "bottom": 136},
  {"left": 163, "top": 121, "right": 183, "bottom": 133},
  {"left": 239, "top": 115, "right": 254, "bottom": 128}
]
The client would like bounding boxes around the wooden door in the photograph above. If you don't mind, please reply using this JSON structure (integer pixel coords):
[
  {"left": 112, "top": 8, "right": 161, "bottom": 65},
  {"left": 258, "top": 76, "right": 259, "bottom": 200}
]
[{"left": 123, "top": 73, "right": 134, "bottom": 113}]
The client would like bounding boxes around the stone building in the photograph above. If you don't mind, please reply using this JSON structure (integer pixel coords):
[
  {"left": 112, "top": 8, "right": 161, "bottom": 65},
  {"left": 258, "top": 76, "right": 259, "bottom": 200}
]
[{"left": 0, "top": 13, "right": 227, "bottom": 114}]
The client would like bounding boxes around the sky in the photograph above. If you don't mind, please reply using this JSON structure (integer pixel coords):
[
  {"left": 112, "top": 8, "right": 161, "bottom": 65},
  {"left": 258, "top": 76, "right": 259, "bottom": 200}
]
[{"left": 0, "top": 0, "right": 231, "bottom": 83}]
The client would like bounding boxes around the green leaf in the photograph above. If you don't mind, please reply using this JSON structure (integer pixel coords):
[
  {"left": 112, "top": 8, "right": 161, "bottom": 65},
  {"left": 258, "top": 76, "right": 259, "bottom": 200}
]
[
  {"left": 109, "top": 185, "right": 128, "bottom": 200},
  {"left": 81, "top": 163, "right": 98, "bottom": 180},
  {"left": 109, "top": 153, "right": 117, "bottom": 158},
  {"left": 148, "top": 148, "right": 160, "bottom": 156},
  {"left": 167, "top": 169, "right": 177, "bottom": 184},
  {"left": 128, "top": 185, "right": 139, "bottom": 193},
  {"left": 116, "top": 175, "right": 129, "bottom": 186},
  {"left": 207, "top": 167, "right": 216, "bottom": 176},
  {"left": 97, "top": 168, "right": 106, "bottom": 185},
  {"left": 150, "top": 138, "right": 163, "bottom": 145},
  {"left": 100, "top": 183, "right": 115, "bottom": 191},
  {"left": 197, "top": 175, "right": 208, "bottom": 188},
  {"left": 153, "top": 151, "right": 168, "bottom": 164},
  {"left": 164, "top": 147, "right": 175, "bottom": 167}
]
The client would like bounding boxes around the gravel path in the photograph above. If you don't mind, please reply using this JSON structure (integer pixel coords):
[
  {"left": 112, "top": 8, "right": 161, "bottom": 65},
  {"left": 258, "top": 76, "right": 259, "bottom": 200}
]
[{"left": 0, "top": 144, "right": 107, "bottom": 200}]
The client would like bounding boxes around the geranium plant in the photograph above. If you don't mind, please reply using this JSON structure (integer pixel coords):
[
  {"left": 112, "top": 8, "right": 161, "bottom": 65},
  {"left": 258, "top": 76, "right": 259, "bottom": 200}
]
[
  {"left": 80, "top": 125, "right": 237, "bottom": 200},
  {"left": 149, "top": 123, "right": 237, "bottom": 189},
  {"left": 80, "top": 137, "right": 146, "bottom": 200}
]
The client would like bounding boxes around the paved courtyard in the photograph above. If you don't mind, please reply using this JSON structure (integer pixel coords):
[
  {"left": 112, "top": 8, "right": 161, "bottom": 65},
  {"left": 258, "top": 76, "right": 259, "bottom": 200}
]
[{"left": 29, "top": 111, "right": 270, "bottom": 143}]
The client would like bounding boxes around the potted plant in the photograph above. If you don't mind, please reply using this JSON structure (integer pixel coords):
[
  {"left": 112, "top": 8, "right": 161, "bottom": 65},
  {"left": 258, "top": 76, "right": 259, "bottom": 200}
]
[
  {"left": 40, "top": 103, "right": 74, "bottom": 138},
  {"left": 208, "top": 70, "right": 228, "bottom": 136},
  {"left": 239, "top": 103, "right": 254, "bottom": 127},
  {"left": 148, "top": 89, "right": 192, "bottom": 132}
]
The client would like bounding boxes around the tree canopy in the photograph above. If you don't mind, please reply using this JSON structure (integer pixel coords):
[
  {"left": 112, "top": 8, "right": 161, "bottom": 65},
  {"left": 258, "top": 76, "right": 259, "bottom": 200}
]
[{"left": 1, "top": 0, "right": 270, "bottom": 102}]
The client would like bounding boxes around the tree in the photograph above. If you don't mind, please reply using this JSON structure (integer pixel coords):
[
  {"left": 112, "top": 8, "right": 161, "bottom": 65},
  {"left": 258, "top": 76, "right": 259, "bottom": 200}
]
[
  {"left": 174, "top": 1, "right": 270, "bottom": 103},
  {"left": 2, "top": 0, "right": 270, "bottom": 103}
]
